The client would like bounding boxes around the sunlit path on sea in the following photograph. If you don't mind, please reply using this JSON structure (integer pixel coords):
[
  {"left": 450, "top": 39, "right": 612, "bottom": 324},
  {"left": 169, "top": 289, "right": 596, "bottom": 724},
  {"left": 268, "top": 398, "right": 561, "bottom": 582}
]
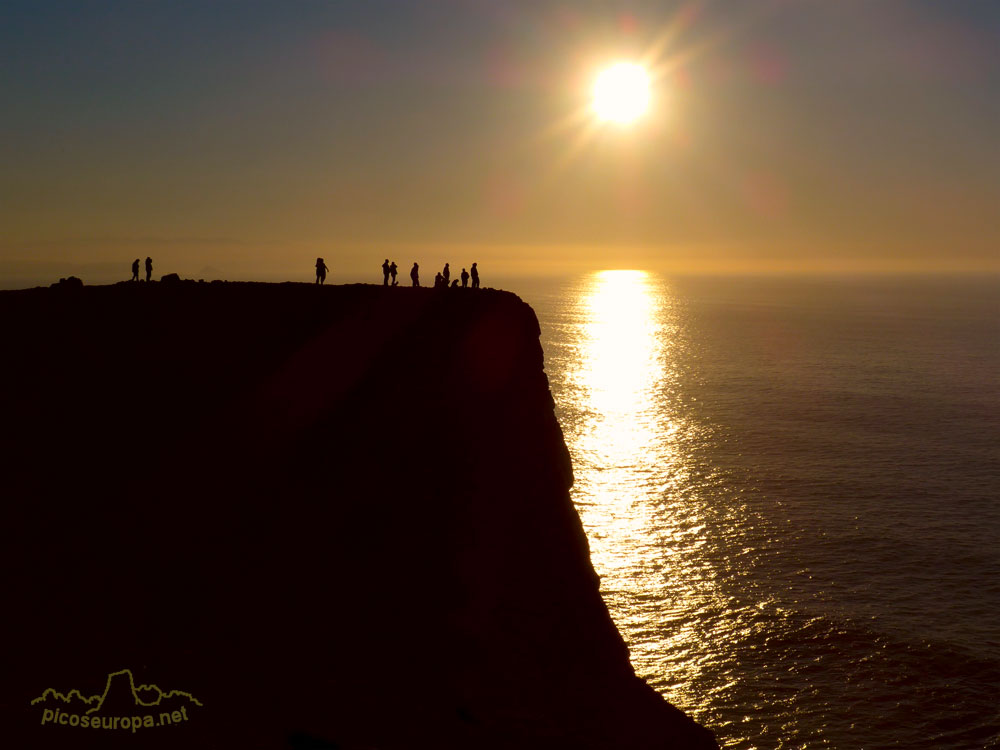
[
  {"left": 521, "top": 271, "right": 1000, "bottom": 749},
  {"left": 531, "top": 271, "right": 843, "bottom": 747},
  {"left": 550, "top": 271, "right": 724, "bottom": 713}
]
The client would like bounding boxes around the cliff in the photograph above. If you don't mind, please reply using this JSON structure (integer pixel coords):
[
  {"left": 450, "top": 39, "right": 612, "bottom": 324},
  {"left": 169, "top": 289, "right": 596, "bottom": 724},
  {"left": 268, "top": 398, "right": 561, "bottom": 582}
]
[{"left": 1, "top": 281, "right": 717, "bottom": 749}]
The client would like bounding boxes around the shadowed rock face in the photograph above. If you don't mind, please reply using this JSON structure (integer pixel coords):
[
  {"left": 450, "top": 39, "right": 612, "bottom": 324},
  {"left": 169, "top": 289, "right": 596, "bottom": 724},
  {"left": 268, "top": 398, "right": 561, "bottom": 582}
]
[{"left": 1, "top": 281, "right": 717, "bottom": 749}]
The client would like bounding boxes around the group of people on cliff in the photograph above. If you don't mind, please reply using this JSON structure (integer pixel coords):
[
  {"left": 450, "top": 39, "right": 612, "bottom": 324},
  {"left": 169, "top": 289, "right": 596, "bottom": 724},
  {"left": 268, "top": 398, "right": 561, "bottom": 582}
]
[
  {"left": 126, "top": 255, "right": 481, "bottom": 289},
  {"left": 314, "top": 259, "right": 483, "bottom": 289},
  {"left": 317, "top": 258, "right": 479, "bottom": 288},
  {"left": 393, "top": 260, "right": 480, "bottom": 289}
]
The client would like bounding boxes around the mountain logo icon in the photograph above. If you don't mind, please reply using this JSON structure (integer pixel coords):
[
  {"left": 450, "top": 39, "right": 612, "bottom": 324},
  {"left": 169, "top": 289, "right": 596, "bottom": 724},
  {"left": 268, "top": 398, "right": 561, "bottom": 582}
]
[{"left": 32, "top": 669, "right": 202, "bottom": 732}]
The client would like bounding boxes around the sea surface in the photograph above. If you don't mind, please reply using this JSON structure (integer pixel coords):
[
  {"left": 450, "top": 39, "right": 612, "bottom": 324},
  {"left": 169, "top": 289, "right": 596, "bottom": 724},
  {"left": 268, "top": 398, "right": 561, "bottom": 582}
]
[{"left": 514, "top": 273, "right": 999, "bottom": 750}]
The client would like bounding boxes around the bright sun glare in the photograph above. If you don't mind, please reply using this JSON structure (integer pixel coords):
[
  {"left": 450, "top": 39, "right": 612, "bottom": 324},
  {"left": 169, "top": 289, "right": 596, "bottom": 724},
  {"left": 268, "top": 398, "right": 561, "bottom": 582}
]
[{"left": 592, "top": 62, "right": 651, "bottom": 124}]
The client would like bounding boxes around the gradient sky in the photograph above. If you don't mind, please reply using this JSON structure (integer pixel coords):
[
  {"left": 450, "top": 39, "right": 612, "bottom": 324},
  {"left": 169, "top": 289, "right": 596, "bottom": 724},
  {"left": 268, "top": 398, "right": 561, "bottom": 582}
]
[{"left": 2, "top": 0, "right": 999, "bottom": 285}]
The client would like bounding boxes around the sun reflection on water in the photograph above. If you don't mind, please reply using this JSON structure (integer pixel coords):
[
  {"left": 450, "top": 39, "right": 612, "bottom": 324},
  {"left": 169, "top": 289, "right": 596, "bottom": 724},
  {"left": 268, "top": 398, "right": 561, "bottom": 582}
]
[
  {"left": 532, "top": 272, "right": 999, "bottom": 748},
  {"left": 562, "top": 270, "right": 723, "bottom": 715}
]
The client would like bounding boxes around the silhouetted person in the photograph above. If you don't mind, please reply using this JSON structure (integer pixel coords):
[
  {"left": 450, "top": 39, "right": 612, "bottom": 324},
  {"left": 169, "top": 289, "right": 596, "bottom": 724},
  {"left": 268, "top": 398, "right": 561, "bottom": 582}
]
[
  {"left": 410, "top": 262, "right": 420, "bottom": 286},
  {"left": 131, "top": 258, "right": 140, "bottom": 282},
  {"left": 434, "top": 272, "right": 444, "bottom": 288},
  {"left": 144, "top": 257, "right": 153, "bottom": 282},
  {"left": 470, "top": 262, "right": 480, "bottom": 289},
  {"left": 389, "top": 261, "right": 398, "bottom": 286},
  {"left": 451, "top": 279, "right": 459, "bottom": 288},
  {"left": 316, "top": 257, "right": 329, "bottom": 284},
  {"left": 442, "top": 263, "right": 450, "bottom": 286},
  {"left": 461, "top": 268, "right": 469, "bottom": 288},
  {"left": 382, "top": 258, "right": 390, "bottom": 286}
]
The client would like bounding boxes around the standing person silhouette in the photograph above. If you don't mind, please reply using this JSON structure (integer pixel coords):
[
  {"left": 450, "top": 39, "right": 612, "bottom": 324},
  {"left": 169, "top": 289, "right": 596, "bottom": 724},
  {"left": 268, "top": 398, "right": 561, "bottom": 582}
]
[
  {"left": 131, "top": 259, "right": 140, "bottom": 282},
  {"left": 144, "top": 257, "right": 153, "bottom": 282},
  {"left": 470, "top": 262, "right": 479, "bottom": 289},
  {"left": 382, "top": 258, "right": 390, "bottom": 286},
  {"left": 316, "top": 257, "right": 329, "bottom": 284},
  {"left": 389, "top": 261, "right": 398, "bottom": 286},
  {"left": 442, "top": 263, "right": 450, "bottom": 286},
  {"left": 410, "top": 262, "right": 420, "bottom": 287},
  {"left": 461, "top": 267, "right": 469, "bottom": 287}
]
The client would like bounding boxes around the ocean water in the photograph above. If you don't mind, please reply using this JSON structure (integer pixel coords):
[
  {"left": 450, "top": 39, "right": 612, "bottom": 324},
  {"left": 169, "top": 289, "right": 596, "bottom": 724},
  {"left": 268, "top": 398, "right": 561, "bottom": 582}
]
[{"left": 516, "top": 273, "right": 1000, "bottom": 750}]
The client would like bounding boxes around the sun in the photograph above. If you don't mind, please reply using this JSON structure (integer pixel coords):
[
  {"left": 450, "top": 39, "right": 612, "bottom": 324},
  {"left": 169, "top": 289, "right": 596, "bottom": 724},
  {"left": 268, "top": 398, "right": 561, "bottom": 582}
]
[{"left": 592, "top": 62, "right": 651, "bottom": 125}]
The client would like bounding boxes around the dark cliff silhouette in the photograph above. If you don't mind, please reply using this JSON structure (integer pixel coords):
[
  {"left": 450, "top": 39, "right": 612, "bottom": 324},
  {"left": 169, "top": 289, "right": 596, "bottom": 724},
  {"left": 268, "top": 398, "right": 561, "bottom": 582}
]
[{"left": 0, "top": 281, "right": 717, "bottom": 750}]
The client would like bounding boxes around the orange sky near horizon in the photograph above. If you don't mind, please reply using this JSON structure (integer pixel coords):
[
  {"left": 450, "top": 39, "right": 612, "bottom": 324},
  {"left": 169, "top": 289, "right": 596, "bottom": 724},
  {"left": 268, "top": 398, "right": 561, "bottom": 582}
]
[{"left": 2, "top": 1, "right": 998, "bottom": 287}]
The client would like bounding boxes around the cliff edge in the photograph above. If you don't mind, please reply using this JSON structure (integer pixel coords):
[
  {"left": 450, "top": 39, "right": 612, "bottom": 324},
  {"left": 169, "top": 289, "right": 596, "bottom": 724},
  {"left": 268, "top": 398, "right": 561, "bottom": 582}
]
[{"left": 1, "top": 281, "right": 717, "bottom": 749}]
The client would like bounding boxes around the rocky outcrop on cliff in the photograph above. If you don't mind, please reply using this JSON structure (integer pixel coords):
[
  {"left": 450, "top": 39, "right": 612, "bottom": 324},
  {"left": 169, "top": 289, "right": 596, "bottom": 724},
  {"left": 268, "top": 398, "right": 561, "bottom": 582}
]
[{"left": 1, "top": 281, "right": 716, "bottom": 749}]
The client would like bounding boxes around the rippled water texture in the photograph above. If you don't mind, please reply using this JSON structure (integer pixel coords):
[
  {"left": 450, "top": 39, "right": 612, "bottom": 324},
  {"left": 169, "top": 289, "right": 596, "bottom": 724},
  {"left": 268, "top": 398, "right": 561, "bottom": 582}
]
[{"left": 522, "top": 272, "right": 1000, "bottom": 749}]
